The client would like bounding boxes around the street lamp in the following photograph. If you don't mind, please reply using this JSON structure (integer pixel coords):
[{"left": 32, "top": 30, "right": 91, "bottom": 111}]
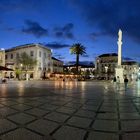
[
  {"left": 20, "top": 63, "right": 23, "bottom": 68},
  {"left": 20, "top": 63, "right": 23, "bottom": 80}
]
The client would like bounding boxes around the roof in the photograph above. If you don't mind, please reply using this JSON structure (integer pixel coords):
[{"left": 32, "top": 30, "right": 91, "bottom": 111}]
[
  {"left": 122, "top": 61, "right": 138, "bottom": 65},
  {"left": 5, "top": 43, "right": 51, "bottom": 52},
  {"left": 52, "top": 57, "right": 63, "bottom": 62},
  {"left": 98, "top": 53, "right": 118, "bottom": 57},
  {"left": 64, "top": 63, "right": 95, "bottom": 68}
]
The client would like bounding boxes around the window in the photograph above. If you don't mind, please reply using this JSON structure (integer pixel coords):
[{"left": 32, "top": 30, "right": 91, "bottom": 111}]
[
  {"left": 30, "top": 51, "right": 34, "bottom": 57},
  {"left": 5, "top": 55, "right": 7, "bottom": 59},
  {"left": 16, "top": 53, "right": 19, "bottom": 58},
  {"left": 44, "top": 53, "right": 46, "bottom": 58},
  {"left": 39, "top": 51, "right": 41, "bottom": 57},
  {"left": 11, "top": 54, "right": 13, "bottom": 59},
  {"left": 48, "top": 54, "right": 51, "bottom": 59}
]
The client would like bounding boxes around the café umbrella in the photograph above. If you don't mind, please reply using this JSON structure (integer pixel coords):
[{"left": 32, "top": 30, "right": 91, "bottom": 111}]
[{"left": 0, "top": 66, "right": 13, "bottom": 71}]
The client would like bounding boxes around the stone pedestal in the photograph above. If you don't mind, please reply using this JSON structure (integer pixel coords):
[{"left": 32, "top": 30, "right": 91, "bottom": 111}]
[{"left": 115, "top": 67, "right": 124, "bottom": 83}]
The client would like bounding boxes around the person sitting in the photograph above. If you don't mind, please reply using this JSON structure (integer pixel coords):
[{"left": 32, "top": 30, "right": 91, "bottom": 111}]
[{"left": 2, "top": 78, "right": 7, "bottom": 83}]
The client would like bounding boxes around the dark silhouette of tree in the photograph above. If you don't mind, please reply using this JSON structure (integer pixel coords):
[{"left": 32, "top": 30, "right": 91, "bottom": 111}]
[{"left": 70, "top": 43, "right": 86, "bottom": 74}]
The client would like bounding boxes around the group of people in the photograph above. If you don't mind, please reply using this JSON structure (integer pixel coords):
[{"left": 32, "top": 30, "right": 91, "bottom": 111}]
[{"left": 113, "top": 75, "right": 128, "bottom": 90}]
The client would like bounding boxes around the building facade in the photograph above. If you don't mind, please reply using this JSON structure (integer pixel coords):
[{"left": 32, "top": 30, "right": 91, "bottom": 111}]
[
  {"left": 64, "top": 63, "right": 95, "bottom": 78},
  {"left": 95, "top": 53, "right": 118, "bottom": 79},
  {"left": 95, "top": 53, "right": 139, "bottom": 80},
  {"left": 0, "top": 49, "right": 5, "bottom": 66},
  {"left": 0, "top": 49, "right": 6, "bottom": 79},
  {"left": 5, "top": 43, "right": 52, "bottom": 79},
  {"left": 122, "top": 61, "right": 139, "bottom": 81},
  {"left": 52, "top": 57, "right": 63, "bottom": 73}
]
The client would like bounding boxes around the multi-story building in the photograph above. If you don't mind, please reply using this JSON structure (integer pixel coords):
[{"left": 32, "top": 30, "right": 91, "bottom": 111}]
[
  {"left": 52, "top": 57, "right": 63, "bottom": 73},
  {"left": 64, "top": 63, "right": 95, "bottom": 78},
  {"left": 5, "top": 43, "right": 52, "bottom": 79},
  {"left": 0, "top": 48, "right": 5, "bottom": 66},
  {"left": 95, "top": 53, "right": 118, "bottom": 79},
  {"left": 122, "top": 61, "right": 139, "bottom": 81},
  {"left": 95, "top": 53, "right": 139, "bottom": 80},
  {"left": 0, "top": 48, "right": 5, "bottom": 79}
]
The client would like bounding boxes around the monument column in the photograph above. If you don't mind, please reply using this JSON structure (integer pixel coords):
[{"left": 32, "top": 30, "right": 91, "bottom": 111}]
[
  {"left": 117, "top": 29, "right": 122, "bottom": 67},
  {"left": 115, "top": 29, "right": 124, "bottom": 83}
]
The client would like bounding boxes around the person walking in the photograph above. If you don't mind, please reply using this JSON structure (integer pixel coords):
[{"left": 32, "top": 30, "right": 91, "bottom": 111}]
[
  {"left": 113, "top": 76, "right": 116, "bottom": 87},
  {"left": 124, "top": 75, "right": 128, "bottom": 90},
  {"left": 116, "top": 76, "right": 120, "bottom": 90}
]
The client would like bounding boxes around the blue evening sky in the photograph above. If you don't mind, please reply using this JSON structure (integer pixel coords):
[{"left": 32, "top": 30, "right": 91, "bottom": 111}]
[{"left": 1, "top": 0, "right": 140, "bottom": 64}]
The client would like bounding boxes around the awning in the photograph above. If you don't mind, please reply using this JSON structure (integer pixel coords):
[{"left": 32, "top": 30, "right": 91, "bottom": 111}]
[{"left": 0, "top": 66, "right": 13, "bottom": 71}]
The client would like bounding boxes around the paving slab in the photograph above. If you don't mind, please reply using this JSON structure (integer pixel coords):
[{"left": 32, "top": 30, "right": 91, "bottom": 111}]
[
  {"left": 27, "top": 119, "right": 59, "bottom": 135},
  {"left": 0, "top": 107, "right": 18, "bottom": 118},
  {"left": 44, "top": 112, "right": 70, "bottom": 123},
  {"left": 0, "top": 119, "right": 17, "bottom": 135},
  {"left": 97, "top": 113, "right": 118, "bottom": 120},
  {"left": 120, "top": 112, "right": 140, "bottom": 120},
  {"left": 7, "top": 113, "right": 36, "bottom": 125},
  {"left": 87, "top": 131, "right": 119, "bottom": 140},
  {"left": 92, "top": 120, "right": 118, "bottom": 132},
  {"left": 75, "top": 109, "right": 96, "bottom": 119},
  {"left": 0, "top": 128, "right": 45, "bottom": 140},
  {"left": 121, "top": 120, "right": 140, "bottom": 132},
  {"left": 26, "top": 108, "right": 49, "bottom": 117},
  {"left": 53, "top": 126, "right": 86, "bottom": 140},
  {"left": 0, "top": 80, "right": 140, "bottom": 140},
  {"left": 11, "top": 104, "right": 32, "bottom": 111},
  {"left": 56, "top": 106, "right": 77, "bottom": 115},
  {"left": 122, "top": 133, "right": 140, "bottom": 140},
  {"left": 67, "top": 116, "right": 92, "bottom": 128}
]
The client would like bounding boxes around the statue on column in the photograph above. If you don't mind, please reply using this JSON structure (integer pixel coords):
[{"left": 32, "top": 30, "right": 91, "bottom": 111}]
[
  {"left": 118, "top": 29, "right": 122, "bottom": 42},
  {"left": 115, "top": 29, "right": 124, "bottom": 83}
]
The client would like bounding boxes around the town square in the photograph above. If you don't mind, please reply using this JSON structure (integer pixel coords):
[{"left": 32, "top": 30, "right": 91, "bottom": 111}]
[
  {"left": 1, "top": 0, "right": 140, "bottom": 140},
  {"left": 0, "top": 80, "right": 140, "bottom": 140}
]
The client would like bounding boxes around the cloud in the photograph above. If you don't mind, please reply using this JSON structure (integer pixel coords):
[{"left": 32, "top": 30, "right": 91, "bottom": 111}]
[
  {"left": 66, "top": 61, "right": 94, "bottom": 65},
  {"left": 53, "top": 53, "right": 65, "bottom": 60},
  {"left": 53, "top": 23, "right": 74, "bottom": 39},
  {"left": 45, "top": 42, "right": 70, "bottom": 49},
  {"left": 70, "top": 0, "right": 140, "bottom": 42},
  {"left": 22, "top": 20, "right": 48, "bottom": 38}
]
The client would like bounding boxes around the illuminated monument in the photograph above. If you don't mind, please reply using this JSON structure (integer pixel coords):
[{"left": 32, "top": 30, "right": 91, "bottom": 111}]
[{"left": 115, "top": 29, "right": 124, "bottom": 83}]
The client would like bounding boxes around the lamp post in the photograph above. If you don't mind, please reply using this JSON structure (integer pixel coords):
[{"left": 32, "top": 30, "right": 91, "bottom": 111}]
[
  {"left": 20, "top": 64, "right": 23, "bottom": 80},
  {"left": 134, "top": 67, "right": 138, "bottom": 81},
  {"left": 105, "top": 66, "right": 108, "bottom": 80}
]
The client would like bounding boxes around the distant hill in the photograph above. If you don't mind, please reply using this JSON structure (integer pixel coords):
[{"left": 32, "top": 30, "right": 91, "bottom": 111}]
[{"left": 64, "top": 61, "right": 94, "bottom": 66}]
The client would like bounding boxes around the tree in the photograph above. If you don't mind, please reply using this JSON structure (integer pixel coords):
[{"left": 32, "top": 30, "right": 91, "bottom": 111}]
[
  {"left": 18, "top": 52, "right": 37, "bottom": 70},
  {"left": 17, "top": 52, "right": 37, "bottom": 80},
  {"left": 70, "top": 43, "right": 86, "bottom": 74}
]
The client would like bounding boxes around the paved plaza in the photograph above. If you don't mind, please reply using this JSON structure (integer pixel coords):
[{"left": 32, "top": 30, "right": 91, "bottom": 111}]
[{"left": 0, "top": 80, "right": 140, "bottom": 140}]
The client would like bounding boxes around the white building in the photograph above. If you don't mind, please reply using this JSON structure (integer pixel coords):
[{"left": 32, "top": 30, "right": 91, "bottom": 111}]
[
  {"left": 52, "top": 57, "right": 63, "bottom": 73},
  {"left": 5, "top": 43, "right": 52, "bottom": 79},
  {"left": 0, "top": 48, "right": 5, "bottom": 66},
  {"left": 95, "top": 53, "right": 139, "bottom": 80}
]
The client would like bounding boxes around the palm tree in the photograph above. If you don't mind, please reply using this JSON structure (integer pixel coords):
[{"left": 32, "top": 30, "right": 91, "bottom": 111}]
[{"left": 70, "top": 43, "right": 86, "bottom": 74}]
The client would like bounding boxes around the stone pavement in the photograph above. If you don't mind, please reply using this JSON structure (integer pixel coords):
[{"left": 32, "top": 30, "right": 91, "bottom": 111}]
[{"left": 0, "top": 80, "right": 140, "bottom": 140}]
